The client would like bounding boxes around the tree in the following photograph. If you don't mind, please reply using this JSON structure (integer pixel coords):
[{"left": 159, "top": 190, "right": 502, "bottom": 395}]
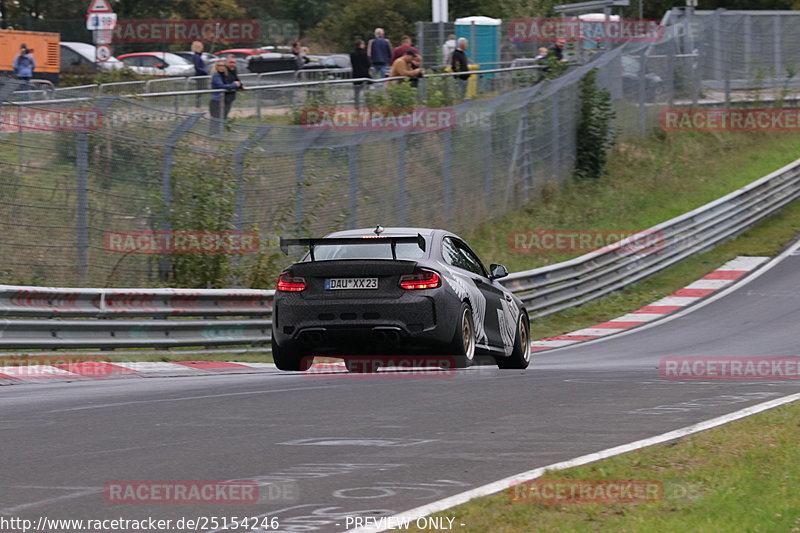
[{"left": 308, "top": 0, "right": 427, "bottom": 51}]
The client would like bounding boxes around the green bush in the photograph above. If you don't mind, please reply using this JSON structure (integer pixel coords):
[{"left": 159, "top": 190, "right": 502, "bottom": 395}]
[{"left": 574, "top": 69, "right": 616, "bottom": 180}]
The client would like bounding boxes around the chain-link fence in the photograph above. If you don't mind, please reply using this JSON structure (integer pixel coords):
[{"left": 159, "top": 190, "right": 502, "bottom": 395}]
[{"left": 2, "top": 10, "right": 799, "bottom": 288}]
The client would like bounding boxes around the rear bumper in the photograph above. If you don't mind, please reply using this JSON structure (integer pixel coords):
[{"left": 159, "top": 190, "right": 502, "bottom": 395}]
[{"left": 272, "top": 292, "right": 455, "bottom": 354}]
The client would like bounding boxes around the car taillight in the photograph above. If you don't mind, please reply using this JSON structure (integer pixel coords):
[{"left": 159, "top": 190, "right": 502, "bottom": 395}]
[
  {"left": 399, "top": 269, "right": 441, "bottom": 290},
  {"left": 277, "top": 273, "right": 306, "bottom": 292}
]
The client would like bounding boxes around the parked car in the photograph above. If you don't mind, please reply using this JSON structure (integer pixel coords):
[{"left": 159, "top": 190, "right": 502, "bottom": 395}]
[
  {"left": 60, "top": 41, "right": 124, "bottom": 73},
  {"left": 621, "top": 54, "right": 665, "bottom": 102},
  {"left": 213, "top": 48, "right": 258, "bottom": 59},
  {"left": 271, "top": 227, "right": 531, "bottom": 372},
  {"left": 116, "top": 52, "right": 195, "bottom": 76},
  {"left": 301, "top": 54, "right": 351, "bottom": 70}
]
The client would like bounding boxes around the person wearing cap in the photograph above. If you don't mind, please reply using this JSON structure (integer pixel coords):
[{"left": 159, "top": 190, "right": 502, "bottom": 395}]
[
  {"left": 549, "top": 37, "right": 567, "bottom": 61},
  {"left": 388, "top": 50, "right": 424, "bottom": 85}
]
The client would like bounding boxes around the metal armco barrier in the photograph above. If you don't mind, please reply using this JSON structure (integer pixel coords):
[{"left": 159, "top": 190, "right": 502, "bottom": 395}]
[
  {"left": 0, "top": 287, "right": 272, "bottom": 348},
  {"left": 1, "top": 157, "right": 798, "bottom": 349}
]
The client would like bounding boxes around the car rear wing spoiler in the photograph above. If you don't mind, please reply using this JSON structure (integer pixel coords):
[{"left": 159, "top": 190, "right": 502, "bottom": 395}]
[{"left": 279, "top": 234, "right": 426, "bottom": 261}]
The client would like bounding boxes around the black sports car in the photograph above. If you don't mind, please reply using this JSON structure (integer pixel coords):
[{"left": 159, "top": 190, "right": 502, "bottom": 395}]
[{"left": 271, "top": 227, "right": 531, "bottom": 372}]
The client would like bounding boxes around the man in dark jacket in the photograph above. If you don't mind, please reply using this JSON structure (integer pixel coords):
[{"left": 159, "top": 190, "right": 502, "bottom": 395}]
[
  {"left": 350, "top": 40, "right": 372, "bottom": 108},
  {"left": 223, "top": 55, "right": 243, "bottom": 120},
  {"left": 367, "top": 28, "right": 392, "bottom": 78},
  {"left": 451, "top": 38, "right": 470, "bottom": 98}
]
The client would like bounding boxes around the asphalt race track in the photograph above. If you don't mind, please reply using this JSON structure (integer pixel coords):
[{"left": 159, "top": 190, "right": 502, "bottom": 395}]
[{"left": 1, "top": 248, "right": 799, "bottom": 532}]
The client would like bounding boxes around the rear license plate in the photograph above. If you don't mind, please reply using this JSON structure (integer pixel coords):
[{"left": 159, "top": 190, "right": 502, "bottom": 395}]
[{"left": 325, "top": 278, "right": 378, "bottom": 290}]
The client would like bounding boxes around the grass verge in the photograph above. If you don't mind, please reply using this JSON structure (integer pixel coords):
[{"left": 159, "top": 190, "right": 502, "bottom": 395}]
[{"left": 407, "top": 399, "right": 800, "bottom": 532}]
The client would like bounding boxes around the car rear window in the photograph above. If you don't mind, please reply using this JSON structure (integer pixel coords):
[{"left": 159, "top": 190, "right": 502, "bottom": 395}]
[{"left": 309, "top": 240, "right": 425, "bottom": 261}]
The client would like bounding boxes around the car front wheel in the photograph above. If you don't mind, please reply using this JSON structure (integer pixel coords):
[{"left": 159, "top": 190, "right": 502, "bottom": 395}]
[{"left": 496, "top": 312, "right": 530, "bottom": 369}]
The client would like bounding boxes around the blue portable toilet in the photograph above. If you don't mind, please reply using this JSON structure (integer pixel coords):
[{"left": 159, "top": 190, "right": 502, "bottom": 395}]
[{"left": 454, "top": 16, "right": 501, "bottom": 76}]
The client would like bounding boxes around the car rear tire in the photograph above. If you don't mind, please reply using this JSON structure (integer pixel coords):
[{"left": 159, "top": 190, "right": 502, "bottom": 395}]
[
  {"left": 449, "top": 303, "right": 476, "bottom": 368},
  {"left": 496, "top": 312, "right": 530, "bottom": 369},
  {"left": 271, "top": 338, "right": 312, "bottom": 371}
]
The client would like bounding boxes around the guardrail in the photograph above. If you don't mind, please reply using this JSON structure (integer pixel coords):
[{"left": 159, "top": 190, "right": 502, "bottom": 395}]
[
  {"left": 1, "top": 148, "right": 797, "bottom": 350},
  {"left": 0, "top": 287, "right": 272, "bottom": 349}
]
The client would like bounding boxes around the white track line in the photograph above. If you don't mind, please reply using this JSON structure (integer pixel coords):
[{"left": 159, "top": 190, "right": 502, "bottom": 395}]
[{"left": 346, "top": 391, "right": 800, "bottom": 533}]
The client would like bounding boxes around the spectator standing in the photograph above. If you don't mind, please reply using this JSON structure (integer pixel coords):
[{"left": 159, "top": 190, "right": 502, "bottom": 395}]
[
  {"left": 549, "top": 38, "right": 566, "bottom": 61},
  {"left": 350, "top": 39, "right": 372, "bottom": 109},
  {"left": 441, "top": 34, "right": 456, "bottom": 65},
  {"left": 534, "top": 47, "right": 549, "bottom": 61},
  {"left": 223, "top": 55, "right": 243, "bottom": 120},
  {"left": 191, "top": 41, "right": 209, "bottom": 108},
  {"left": 367, "top": 28, "right": 392, "bottom": 78},
  {"left": 391, "top": 36, "right": 419, "bottom": 64},
  {"left": 209, "top": 59, "right": 240, "bottom": 135},
  {"left": 388, "top": 50, "right": 424, "bottom": 85},
  {"left": 13, "top": 43, "right": 35, "bottom": 100},
  {"left": 451, "top": 37, "right": 470, "bottom": 98}
]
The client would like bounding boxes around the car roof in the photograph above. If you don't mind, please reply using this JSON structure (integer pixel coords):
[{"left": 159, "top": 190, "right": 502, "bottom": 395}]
[
  {"left": 61, "top": 41, "right": 122, "bottom": 62},
  {"left": 214, "top": 48, "right": 254, "bottom": 54},
  {"left": 324, "top": 227, "right": 446, "bottom": 239}
]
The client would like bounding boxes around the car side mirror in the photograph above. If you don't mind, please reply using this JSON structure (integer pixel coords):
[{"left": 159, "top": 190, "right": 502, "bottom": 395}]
[
  {"left": 154, "top": 63, "right": 164, "bottom": 69},
  {"left": 489, "top": 264, "right": 508, "bottom": 279}
]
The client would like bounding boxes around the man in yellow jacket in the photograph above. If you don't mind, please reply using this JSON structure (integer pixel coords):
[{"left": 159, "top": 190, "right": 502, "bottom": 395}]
[{"left": 388, "top": 50, "right": 424, "bottom": 85}]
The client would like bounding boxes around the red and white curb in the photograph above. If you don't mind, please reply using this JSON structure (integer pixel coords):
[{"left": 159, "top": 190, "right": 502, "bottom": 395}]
[
  {"left": 0, "top": 256, "right": 768, "bottom": 385},
  {"left": 530, "top": 256, "right": 768, "bottom": 352},
  {"left": 0, "top": 361, "right": 277, "bottom": 385}
]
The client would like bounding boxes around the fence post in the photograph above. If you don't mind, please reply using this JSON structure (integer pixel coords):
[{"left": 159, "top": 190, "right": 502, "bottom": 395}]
[
  {"left": 638, "top": 52, "right": 647, "bottom": 137},
  {"left": 442, "top": 130, "right": 453, "bottom": 226},
  {"left": 159, "top": 113, "right": 204, "bottom": 281},
  {"left": 773, "top": 15, "right": 782, "bottom": 79},
  {"left": 483, "top": 116, "right": 493, "bottom": 213},
  {"left": 76, "top": 132, "right": 89, "bottom": 285},
  {"left": 233, "top": 125, "right": 273, "bottom": 231},
  {"left": 293, "top": 131, "right": 323, "bottom": 233},
  {"left": 348, "top": 145, "right": 359, "bottom": 229},
  {"left": 667, "top": 45, "right": 675, "bottom": 108},
  {"left": 398, "top": 136, "right": 407, "bottom": 226},
  {"left": 551, "top": 91, "right": 560, "bottom": 178},
  {"left": 417, "top": 21, "right": 425, "bottom": 66}
]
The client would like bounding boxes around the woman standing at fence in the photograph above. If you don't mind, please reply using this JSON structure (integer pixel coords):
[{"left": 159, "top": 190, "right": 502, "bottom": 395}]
[
  {"left": 209, "top": 59, "right": 240, "bottom": 135},
  {"left": 13, "top": 43, "right": 36, "bottom": 100}
]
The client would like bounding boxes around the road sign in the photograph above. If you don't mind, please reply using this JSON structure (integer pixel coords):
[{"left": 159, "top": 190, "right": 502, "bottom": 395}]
[
  {"left": 88, "top": 0, "right": 113, "bottom": 13},
  {"left": 96, "top": 44, "right": 112, "bottom": 62},
  {"left": 86, "top": 12, "right": 117, "bottom": 30}
]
